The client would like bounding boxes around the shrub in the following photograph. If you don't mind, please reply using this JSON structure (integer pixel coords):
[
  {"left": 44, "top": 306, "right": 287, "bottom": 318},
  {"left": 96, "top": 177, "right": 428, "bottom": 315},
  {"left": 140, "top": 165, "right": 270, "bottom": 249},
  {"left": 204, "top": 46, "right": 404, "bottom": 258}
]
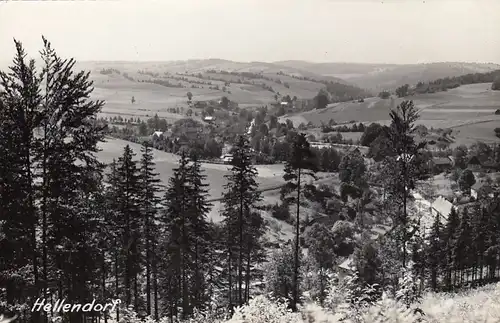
[
  {"left": 492, "top": 77, "right": 500, "bottom": 90},
  {"left": 378, "top": 91, "right": 391, "bottom": 99},
  {"left": 271, "top": 202, "right": 291, "bottom": 222}
]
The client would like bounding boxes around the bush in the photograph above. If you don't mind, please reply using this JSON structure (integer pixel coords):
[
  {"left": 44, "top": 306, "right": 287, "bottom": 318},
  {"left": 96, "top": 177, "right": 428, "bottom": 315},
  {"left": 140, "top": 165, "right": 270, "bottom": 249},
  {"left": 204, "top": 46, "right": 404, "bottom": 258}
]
[
  {"left": 271, "top": 202, "right": 291, "bottom": 222},
  {"left": 492, "top": 78, "right": 500, "bottom": 90}
]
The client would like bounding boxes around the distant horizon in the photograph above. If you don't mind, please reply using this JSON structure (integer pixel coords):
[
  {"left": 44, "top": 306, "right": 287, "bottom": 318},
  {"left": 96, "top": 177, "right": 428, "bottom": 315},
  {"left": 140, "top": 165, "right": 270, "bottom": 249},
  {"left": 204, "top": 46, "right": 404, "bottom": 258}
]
[
  {"left": 2, "top": 58, "right": 500, "bottom": 67},
  {"left": 1, "top": 0, "right": 499, "bottom": 64}
]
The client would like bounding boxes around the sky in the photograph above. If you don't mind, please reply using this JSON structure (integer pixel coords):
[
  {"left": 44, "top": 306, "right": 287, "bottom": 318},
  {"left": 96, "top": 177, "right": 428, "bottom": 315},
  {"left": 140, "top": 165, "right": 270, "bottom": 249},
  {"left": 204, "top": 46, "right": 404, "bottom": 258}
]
[{"left": 0, "top": 0, "right": 499, "bottom": 64}]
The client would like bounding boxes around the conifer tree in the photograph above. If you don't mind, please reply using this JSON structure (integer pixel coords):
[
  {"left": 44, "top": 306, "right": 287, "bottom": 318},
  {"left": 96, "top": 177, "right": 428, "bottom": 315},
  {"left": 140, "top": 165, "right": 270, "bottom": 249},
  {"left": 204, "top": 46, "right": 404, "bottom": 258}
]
[
  {"left": 454, "top": 208, "right": 472, "bottom": 285},
  {"left": 160, "top": 152, "right": 191, "bottom": 319},
  {"left": 186, "top": 154, "right": 213, "bottom": 311},
  {"left": 470, "top": 206, "right": 488, "bottom": 282},
  {"left": 384, "top": 100, "right": 426, "bottom": 269},
  {"left": 221, "top": 135, "right": 261, "bottom": 310},
  {"left": 114, "top": 145, "right": 142, "bottom": 309},
  {"left": 1, "top": 37, "right": 106, "bottom": 323},
  {"left": 441, "top": 207, "right": 459, "bottom": 290},
  {"left": 282, "top": 133, "right": 318, "bottom": 311},
  {"left": 427, "top": 213, "right": 444, "bottom": 291},
  {"left": 138, "top": 142, "right": 162, "bottom": 316}
]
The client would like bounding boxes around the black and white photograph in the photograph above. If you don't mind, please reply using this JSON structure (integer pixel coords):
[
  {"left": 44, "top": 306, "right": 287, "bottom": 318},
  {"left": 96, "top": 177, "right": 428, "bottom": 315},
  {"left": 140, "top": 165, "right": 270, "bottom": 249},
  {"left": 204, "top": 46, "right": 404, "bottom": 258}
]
[{"left": 1, "top": 0, "right": 500, "bottom": 322}]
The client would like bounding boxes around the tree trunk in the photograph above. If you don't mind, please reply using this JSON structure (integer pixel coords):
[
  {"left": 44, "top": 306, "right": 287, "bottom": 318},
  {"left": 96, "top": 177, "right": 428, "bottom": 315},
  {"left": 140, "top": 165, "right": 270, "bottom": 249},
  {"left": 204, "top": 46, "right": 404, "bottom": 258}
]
[
  {"left": 102, "top": 251, "right": 107, "bottom": 323},
  {"left": 114, "top": 248, "right": 120, "bottom": 322},
  {"left": 292, "top": 168, "right": 301, "bottom": 311},
  {"left": 245, "top": 241, "right": 251, "bottom": 303},
  {"left": 153, "top": 243, "right": 159, "bottom": 321},
  {"left": 145, "top": 213, "right": 151, "bottom": 315},
  {"left": 238, "top": 196, "right": 244, "bottom": 306}
]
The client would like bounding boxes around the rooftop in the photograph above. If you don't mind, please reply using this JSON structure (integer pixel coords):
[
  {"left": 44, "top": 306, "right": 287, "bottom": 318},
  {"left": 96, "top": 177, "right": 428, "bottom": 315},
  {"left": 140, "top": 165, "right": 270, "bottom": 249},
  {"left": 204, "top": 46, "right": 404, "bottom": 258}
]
[
  {"left": 431, "top": 196, "right": 453, "bottom": 219},
  {"left": 472, "top": 181, "right": 493, "bottom": 192},
  {"left": 432, "top": 157, "right": 453, "bottom": 165}
]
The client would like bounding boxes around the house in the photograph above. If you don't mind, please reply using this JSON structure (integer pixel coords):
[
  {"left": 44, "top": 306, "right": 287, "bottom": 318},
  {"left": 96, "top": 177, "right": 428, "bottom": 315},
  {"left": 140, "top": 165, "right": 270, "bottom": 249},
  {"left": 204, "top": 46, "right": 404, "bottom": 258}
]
[
  {"left": 203, "top": 116, "right": 216, "bottom": 123},
  {"left": 221, "top": 154, "right": 233, "bottom": 164},
  {"left": 151, "top": 131, "right": 164, "bottom": 140},
  {"left": 482, "top": 161, "right": 500, "bottom": 171},
  {"left": 429, "top": 157, "right": 454, "bottom": 173},
  {"left": 471, "top": 182, "right": 494, "bottom": 200},
  {"left": 430, "top": 196, "right": 453, "bottom": 221},
  {"left": 338, "top": 258, "right": 355, "bottom": 280},
  {"left": 221, "top": 143, "right": 233, "bottom": 155},
  {"left": 467, "top": 156, "right": 482, "bottom": 171}
]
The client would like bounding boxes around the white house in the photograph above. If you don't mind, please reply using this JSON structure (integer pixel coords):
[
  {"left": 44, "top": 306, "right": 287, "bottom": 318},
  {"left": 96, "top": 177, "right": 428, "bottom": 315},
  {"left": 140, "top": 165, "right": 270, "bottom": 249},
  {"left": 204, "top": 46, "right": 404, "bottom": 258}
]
[
  {"left": 221, "top": 154, "right": 233, "bottom": 164},
  {"left": 430, "top": 196, "right": 453, "bottom": 221},
  {"left": 203, "top": 116, "right": 216, "bottom": 123},
  {"left": 151, "top": 131, "right": 164, "bottom": 140}
]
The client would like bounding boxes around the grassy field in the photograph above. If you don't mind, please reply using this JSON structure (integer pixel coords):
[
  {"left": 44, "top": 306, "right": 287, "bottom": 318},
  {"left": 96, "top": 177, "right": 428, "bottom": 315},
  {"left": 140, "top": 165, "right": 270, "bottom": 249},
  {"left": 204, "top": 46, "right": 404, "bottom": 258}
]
[
  {"left": 281, "top": 83, "right": 500, "bottom": 146},
  {"left": 81, "top": 60, "right": 338, "bottom": 123},
  {"left": 97, "top": 138, "right": 286, "bottom": 199}
]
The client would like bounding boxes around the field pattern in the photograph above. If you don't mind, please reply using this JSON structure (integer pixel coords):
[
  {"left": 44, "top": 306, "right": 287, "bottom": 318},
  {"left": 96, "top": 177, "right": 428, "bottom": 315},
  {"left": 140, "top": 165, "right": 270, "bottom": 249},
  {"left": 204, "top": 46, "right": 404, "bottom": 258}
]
[{"left": 281, "top": 83, "right": 500, "bottom": 146}]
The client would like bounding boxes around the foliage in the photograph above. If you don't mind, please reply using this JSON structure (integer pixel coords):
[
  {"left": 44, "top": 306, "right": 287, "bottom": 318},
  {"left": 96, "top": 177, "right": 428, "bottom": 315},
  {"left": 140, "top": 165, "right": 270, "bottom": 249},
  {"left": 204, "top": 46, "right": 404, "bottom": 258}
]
[
  {"left": 458, "top": 169, "right": 475, "bottom": 194},
  {"left": 379, "top": 91, "right": 391, "bottom": 99},
  {"left": 396, "top": 84, "right": 409, "bottom": 98},
  {"left": 413, "top": 69, "right": 500, "bottom": 94}
]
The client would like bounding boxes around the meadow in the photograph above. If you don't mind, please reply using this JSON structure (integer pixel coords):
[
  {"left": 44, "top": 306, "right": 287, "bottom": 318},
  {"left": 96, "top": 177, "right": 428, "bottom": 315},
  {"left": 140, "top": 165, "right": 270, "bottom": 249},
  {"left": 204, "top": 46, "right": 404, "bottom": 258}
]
[
  {"left": 97, "top": 138, "right": 286, "bottom": 201},
  {"left": 281, "top": 83, "right": 500, "bottom": 147}
]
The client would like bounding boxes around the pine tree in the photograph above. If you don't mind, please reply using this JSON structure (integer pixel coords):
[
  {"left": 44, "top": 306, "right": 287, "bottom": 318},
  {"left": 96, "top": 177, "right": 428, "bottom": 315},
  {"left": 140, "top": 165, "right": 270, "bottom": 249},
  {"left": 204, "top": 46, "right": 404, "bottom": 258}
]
[
  {"left": 138, "top": 142, "right": 162, "bottom": 316},
  {"left": 384, "top": 100, "right": 427, "bottom": 269},
  {"left": 221, "top": 135, "right": 261, "bottom": 310},
  {"left": 442, "top": 207, "right": 459, "bottom": 290},
  {"left": 470, "top": 205, "right": 488, "bottom": 283},
  {"left": 427, "top": 213, "right": 444, "bottom": 291},
  {"left": 160, "top": 153, "right": 191, "bottom": 320},
  {"left": 0, "top": 40, "right": 42, "bottom": 323},
  {"left": 1, "top": 37, "right": 106, "bottom": 323},
  {"left": 282, "top": 133, "right": 318, "bottom": 311},
  {"left": 186, "top": 154, "right": 213, "bottom": 311},
  {"left": 454, "top": 208, "right": 472, "bottom": 285},
  {"left": 115, "top": 145, "right": 142, "bottom": 309}
]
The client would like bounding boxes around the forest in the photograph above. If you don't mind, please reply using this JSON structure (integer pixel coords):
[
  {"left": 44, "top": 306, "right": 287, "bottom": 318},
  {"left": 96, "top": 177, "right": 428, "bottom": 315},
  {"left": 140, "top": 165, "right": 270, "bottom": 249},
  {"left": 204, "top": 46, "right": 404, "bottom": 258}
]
[{"left": 1, "top": 38, "right": 500, "bottom": 323}]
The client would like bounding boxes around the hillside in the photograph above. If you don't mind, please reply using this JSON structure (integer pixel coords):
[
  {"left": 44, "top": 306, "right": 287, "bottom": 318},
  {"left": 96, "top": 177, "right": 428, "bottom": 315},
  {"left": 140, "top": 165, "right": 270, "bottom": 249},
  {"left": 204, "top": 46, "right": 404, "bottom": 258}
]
[
  {"left": 280, "top": 83, "right": 500, "bottom": 147},
  {"left": 275, "top": 60, "right": 500, "bottom": 91},
  {"left": 75, "top": 60, "right": 370, "bottom": 121}
]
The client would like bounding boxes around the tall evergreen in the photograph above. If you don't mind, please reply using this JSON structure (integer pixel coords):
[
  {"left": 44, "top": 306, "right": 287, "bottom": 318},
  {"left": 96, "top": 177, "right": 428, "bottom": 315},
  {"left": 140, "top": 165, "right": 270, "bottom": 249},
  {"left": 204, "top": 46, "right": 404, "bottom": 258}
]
[
  {"left": 221, "top": 135, "right": 262, "bottom": 310},
  {"left": 442, "top": 207, "right": 460, "bottom": 290},
  {"left": 138, "top": 142, "right": 162, "bottom": 316},
  {"left": 282, "top": 133, "right": 318, "bottom": 311},
  {"left": 384, "top": 100, "right": 426, "bottom": 269},
  {"left": 426, "top": 213, "right": 444, "bottom": 291},
  {"left": 186, "top": 154, "right": 213, "bottom": 311},
  {"left": 160, "top": 153, "right": 191, "bottom": 319},
  {"left": 114, "top": 145, "right": 142, "bottom": 310},
  {"left": 0, "top": 37, "right": 106, "bottom": 323},
  {"left": 454, "top": 208, "right": 472, "bottom": 286}
]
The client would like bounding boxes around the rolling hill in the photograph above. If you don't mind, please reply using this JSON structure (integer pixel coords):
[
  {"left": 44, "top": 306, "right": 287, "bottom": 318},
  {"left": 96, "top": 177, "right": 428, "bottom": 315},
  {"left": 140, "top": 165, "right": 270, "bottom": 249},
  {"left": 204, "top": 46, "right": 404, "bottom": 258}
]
[
  {"left": 280, "top": 83, "right": 500, "bottom": 147},
  {"left": 275, "top": 60, "right": 500, "bottom": 91},
  {"left": 73, "top": 60, "right": 372, "bottom": 120}
]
